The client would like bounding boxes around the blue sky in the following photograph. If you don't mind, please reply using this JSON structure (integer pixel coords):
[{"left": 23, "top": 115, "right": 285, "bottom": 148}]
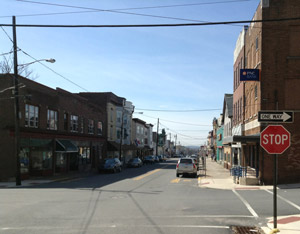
[{"left": 0, "top": 0, "right": 260, "bottom": 146}]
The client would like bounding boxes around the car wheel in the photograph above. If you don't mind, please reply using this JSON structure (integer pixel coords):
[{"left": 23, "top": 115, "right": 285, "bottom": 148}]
[
  {"left": 176, "top": 173, "right": 179, "bottom": 177},
  {"left": 194, "top": 173, "right": 198, "bottom": 178},
  {"left": 113, "top": 167, "right": 117, "bottom": 173}
]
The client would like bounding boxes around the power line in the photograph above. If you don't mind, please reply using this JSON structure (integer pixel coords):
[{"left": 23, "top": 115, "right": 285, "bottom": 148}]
[
  {"left": 1, "top": 17, "right": 300, "bottom": 28},
  {"left": 1, "top": 26, "right": 14, "bottom": 43},
  {"left": 135, "top": 108, "right": 221, "bottom": 112},
  {"left": 20, "top": 50, "right": 90, "bottom": 92},
  {"left": 12, "top": 0, "right": 253, "bottom": 23},
  {"left": 136, "top": 113, "right": 212, "bottom": 126}
]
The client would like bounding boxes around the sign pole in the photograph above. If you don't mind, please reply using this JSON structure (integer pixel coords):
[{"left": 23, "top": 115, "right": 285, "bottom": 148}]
[{"left": 273, "top": 154, "right": 277, "bottom": 229}]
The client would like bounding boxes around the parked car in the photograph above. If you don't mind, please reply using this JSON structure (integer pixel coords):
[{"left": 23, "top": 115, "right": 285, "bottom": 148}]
[
  {"left": 190, "top": 155, "right": 199, "bottom": 169},
  {"left": 98, "top": 158, "right": 122, "bottom": 173},
  {"left": 176, "top": 157, "right": 197, "bottom": 178},
  {"left": 154, "top": 156, "right": 160, "bottom": 163},
  {"left": 127, "top": 158, "right": 143, "bottom": 168},
  {"left": 143, "top": 155, "right": 155, "bottom": 164}
]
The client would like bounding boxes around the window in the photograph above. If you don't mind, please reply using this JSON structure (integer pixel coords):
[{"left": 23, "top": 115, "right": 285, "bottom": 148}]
[
  {"left": 64, "top": 113, "right": 68, "bottom": 131},
  {"left": 25, "top": 104, "right": 39, "bottom": 128},
  {"left": 80, "top": 117, "right": 84, "bottom": 133},
  {"left": 137, "top": 126, "right": 140, "bottom": 134},
  {"left": 117, "top": 129, "right": 121, "bottom": 139},
  {"left": 97, "top": 121, "right": 102, "bottom": 135},
  {"left": 110, "top": 108, "right": 113, "bottom": 122},
  {"left": 70, "top": 115, "right": 78, "bottom": 132},
  {"left": 117, "top": 111, "right": 122, "bottom": 123},
  {"left": 47, "top": 109, "right": 58, "bottom": 130},
  {"left": 88, "top": 119, "right": 94, "bottom": 134}
]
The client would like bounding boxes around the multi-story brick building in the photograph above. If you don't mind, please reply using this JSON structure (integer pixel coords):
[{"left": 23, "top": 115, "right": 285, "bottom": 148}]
[
  {"left": 0, "top": 74, "right": 106, "bottom": 181},
  {"left": 78, "top": 92, "right": 136, "bottom": 162},
  {"left": 232, "top": 0, "right": 300, "bottom": 184}
]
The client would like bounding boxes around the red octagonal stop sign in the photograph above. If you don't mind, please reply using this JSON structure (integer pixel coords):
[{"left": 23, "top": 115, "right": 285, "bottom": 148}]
[{"left": 260, "top": 125, "right": 291, "bottom": 154}]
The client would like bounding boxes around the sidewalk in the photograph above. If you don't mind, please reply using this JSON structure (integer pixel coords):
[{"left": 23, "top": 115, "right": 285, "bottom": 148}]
[
  {"left": 0, "top": 170, "right": 95, "bottom": 188},
  {"left": 198, "top": 158, "right": 300, "bottom": 234}
]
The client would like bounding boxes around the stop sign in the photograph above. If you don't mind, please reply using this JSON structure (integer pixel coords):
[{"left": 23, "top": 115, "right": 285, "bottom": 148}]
[{"left": 260, "top": 125, "right": 291, "bottom": 154}]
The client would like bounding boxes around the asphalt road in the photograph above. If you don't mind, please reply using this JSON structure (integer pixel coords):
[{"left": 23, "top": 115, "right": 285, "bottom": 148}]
[{"left": 1, "top": 159, "right": 299, "bottom": 234}]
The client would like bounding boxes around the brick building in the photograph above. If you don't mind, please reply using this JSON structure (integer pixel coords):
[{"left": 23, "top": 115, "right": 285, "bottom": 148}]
[
  {"left": 232, "top": 0, "right": 300, "bottom": 184},
  {"left": 0, "top": 74, "right": 106, "bottom": 181}
]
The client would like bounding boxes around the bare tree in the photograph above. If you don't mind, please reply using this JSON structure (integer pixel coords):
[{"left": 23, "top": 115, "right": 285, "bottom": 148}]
[{"left": 0, "top": 55, "right": 39, "bottom": 80}]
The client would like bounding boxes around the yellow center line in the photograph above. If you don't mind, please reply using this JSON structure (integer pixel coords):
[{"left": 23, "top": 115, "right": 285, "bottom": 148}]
[
  {"left": 133, "top": 169, "right": 161, "bottom": 181},
  {"left": 171, "top": 178, "right": 181, "bottom": 183}
]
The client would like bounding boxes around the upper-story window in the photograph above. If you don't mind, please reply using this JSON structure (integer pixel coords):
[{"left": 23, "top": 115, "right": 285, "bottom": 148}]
[
  {"left": 88, "top": 119, "right": 94, "bottom": 134},
  {"left": 117, "top": 111, "right": 122, "bottom": 123},
  {"left": 97, "top": 121, "right": 102, "bottom": 136},
  {"left": 80, "top": 117, "right": 84, "bottom": 133},
  {"left": 64, "top": 113, "right": 68, "bottom": 131},
  {"left": 70, "top": 115, "right": 78, "bottom": 132},
  {"left": 25, "top": 104, "right": 39, "bottom": 128},
  {"left": 47, "top": 109, "right": 58, "bottom": 130},
  {"left": 137, "top": 126, "right": 140, "bottom": 134}
]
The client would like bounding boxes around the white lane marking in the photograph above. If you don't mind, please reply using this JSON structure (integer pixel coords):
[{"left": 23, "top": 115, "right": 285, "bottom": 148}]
[
  {"left": 264, "top": 188, "right": 300, "bottom": 211},
  {"left": 232, "top": 189, "right": 259, "bottom": 218}
]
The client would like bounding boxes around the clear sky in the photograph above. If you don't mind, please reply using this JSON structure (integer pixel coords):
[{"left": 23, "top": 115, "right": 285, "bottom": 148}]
[{"left": 0, "top": 0, "right": 260, "bottom": 146}]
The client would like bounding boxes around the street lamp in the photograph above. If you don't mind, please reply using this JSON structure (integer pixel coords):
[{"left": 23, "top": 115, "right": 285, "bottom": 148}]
[
  {"left": 18, "top": 58, "right": 56, "bottom": 68},
  {"left": 13, "top": 15, "right": 56, "bottom": 186}
]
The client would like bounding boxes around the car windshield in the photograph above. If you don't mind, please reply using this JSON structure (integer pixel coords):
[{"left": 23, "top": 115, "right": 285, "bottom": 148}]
[{"left": 105, "top": 159, "right": 115, "bottom": 164}]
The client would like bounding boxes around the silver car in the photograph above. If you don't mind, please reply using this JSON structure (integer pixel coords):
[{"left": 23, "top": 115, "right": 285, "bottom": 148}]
[{"left": 176, "top": 157, "right": 198, "bottom": 178}]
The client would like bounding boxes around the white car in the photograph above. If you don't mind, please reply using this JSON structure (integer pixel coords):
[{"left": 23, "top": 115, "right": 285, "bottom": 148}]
[{"left": 176, "top": 157, "right": 198, "bottom": 178}]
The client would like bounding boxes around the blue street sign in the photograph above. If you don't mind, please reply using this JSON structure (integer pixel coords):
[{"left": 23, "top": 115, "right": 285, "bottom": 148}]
[{"left": 240, "top": 69, "right": 260, "bottom": 81}]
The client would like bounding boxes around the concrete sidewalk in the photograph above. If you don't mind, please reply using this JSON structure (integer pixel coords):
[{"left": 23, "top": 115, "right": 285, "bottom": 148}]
[
  {"left": 198, "top": 158, "right": 300, "bottom": 234},
  {"left": 0, "top": 170, "right": 95, "bottom": 188}
]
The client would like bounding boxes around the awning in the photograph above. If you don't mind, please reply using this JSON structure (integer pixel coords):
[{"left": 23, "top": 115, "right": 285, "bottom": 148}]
[
  {"left": 56, "top": 139, "right": 78, "bottom": 153},
  {"left": 232, "top": 134, "right": 260, "bottom": 143},
  {"left": 21, "top": 138, "right": 52, "bottom": 148},
  {"left": 107, "top": 141, "right": 120, "bottom": 151}
]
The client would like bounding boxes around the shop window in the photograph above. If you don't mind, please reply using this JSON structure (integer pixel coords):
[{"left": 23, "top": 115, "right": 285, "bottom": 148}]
[
  {"left": 47, "top": 109, "right": 58, "bottom": 130},
  {"left": 25, "top": 104, "right": 39, "bottom": 128},
  {"left": 97, "top": 121, "right": 102, "bottom": 135},
  {"left": 79, "top": 147, "right": 91, "bottom": 164},
  {"left": 88, "top": 119, "right": 94, "bottom": 134},
  {"left": 20, "top": 148, "right": 29, "bottom": 173},
  {"left": 70, "top": 115, "right": 78, "bottom": 132},
  {"left": 32, "top": 150, "right": 53, "bottom": 170},
  {"left": 56, "top": 152, "right": 66, "bottom": 171}
]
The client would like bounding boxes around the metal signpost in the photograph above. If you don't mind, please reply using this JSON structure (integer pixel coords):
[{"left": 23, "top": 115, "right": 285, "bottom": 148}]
[{"left": 260, "top": 125, "right": 291, "bottom": 231}]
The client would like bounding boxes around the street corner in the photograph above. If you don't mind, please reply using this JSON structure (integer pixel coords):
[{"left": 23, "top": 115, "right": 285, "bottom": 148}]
[
  {"left": 197, "top": 177, "right": 235, "bottom": 190},
  {"left": 264, "top": 215, "right": 300, "bottom": 234}
]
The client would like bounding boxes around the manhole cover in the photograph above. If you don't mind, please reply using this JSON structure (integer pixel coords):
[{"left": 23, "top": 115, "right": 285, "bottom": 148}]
[{"left": 231, "top": 226, "right": 264, "bottom": 234}]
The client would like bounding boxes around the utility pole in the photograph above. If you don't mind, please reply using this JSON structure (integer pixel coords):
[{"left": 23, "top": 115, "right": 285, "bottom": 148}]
[
  {"left": 13, "top": 16, "right": 21, "bottom": 186},
  {"left": 174, "top": 134, "right": 177, "bottom": 155},
  {"left": 119, "top": 104, "right": 125, "bottom": 163},
  {"left": 156, "top": 118, "right": 159, "bottom": 156}
]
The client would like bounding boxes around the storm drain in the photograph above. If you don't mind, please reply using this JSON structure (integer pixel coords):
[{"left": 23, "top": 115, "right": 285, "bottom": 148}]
[{"left": 231, "top": 226, "right": 264, "bottom": 234}]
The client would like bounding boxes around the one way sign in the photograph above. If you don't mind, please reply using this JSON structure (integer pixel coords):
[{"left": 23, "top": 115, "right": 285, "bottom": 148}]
[{"left": 258, "top": 111, "right": 294, "bottom": 123}]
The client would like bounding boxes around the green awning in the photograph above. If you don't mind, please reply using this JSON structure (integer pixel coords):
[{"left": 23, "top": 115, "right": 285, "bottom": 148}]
[
  {"left": 56, "top": 139, "right": 78, "bottom": 153},
  {"left": 21, "top": 138, "right": 52, "bottom": 148}
]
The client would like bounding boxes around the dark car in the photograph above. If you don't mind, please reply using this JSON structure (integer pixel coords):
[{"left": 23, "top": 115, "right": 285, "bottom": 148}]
[
  {"left": 143, "top": 155, "right": 155, "bottom": 164},
  {"left": 127, "top": 158, "right": 143, "bottom": 168},
  {"left": 98, "top": 158, "right": 122, "bottom": 173}
]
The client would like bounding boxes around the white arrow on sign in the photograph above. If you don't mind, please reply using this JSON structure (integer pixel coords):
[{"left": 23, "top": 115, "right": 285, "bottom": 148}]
[{"left": 282, "top": 112, "right": 291, "bottom": 122}]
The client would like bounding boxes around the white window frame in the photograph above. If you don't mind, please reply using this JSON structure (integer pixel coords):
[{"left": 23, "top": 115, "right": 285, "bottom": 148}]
[
  {"left": 25, "top": 104, "right": 39, "bottom": 128},
  {"left": 47, "top": 109, "right": 58, "bottom": 130}
]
